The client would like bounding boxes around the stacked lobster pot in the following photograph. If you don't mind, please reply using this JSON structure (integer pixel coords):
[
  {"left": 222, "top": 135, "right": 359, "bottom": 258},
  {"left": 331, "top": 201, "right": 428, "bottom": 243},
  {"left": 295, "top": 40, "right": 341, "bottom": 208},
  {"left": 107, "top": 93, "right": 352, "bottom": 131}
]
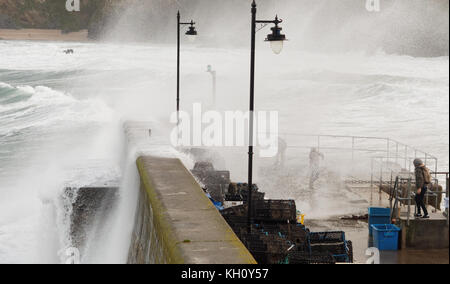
[
  {"left": 221, "top": 197, "right": 312, "bottom": 264},
  {"left": 190, "top": 161, "right": 353, "bottom": 264}
]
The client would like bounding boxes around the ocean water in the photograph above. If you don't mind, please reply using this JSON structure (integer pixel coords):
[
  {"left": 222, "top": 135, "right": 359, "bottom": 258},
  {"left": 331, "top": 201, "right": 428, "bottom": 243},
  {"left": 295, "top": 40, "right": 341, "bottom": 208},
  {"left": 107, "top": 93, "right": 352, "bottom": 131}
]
[{"left": 0, "top": 40, "right": 448, "bottom": 263}]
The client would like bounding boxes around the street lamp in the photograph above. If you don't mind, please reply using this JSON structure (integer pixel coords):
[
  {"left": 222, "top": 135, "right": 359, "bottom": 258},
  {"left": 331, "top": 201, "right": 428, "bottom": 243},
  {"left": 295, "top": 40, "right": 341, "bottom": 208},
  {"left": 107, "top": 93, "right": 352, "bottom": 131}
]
[
  {"left": 206, "top": 65, "right": 217, "bottom": 106},
  {"left": 247, "top": 0, "right": 287, "bottom": 230},
  {"left": 177, "top": 11, "right": 197, "bottom": 141}
]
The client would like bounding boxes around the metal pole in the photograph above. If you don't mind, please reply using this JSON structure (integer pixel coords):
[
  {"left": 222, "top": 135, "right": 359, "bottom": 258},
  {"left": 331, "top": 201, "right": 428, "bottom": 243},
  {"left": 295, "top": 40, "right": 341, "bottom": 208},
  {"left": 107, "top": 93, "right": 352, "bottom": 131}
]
[
  {"left": 387, "top": 138, "right": 390, "bottom": 167},
  {"left": 435, "top": 158, "right": 438, "bottom": 185},
  {"left": 370, "top": 157, "right": 374, "bottom": 204},
  {"left": 407, "top": 177, "right": 411, "bottom": 226},
  {"left": 435, "top": 179, "right": 439, "bottom": 213},
  {"left": 446, "top": 174, "right": 449, "bottom": 226},
  {"left": 212, "top": 71, "right": 216, "bottom": 106},
  {"left": 177, "top": 11, "right": 181, "bottom": 142},
  {"left": 408, "top": 158, "right": 412, "bottom": 178},
  {"left": 404, "top": 145, "right": 408, "bottom": 170},
  {"left": 207, "top": 65, "right": 217, "bottom": 106},
  {"left": 351, "top": 137, "right": 355, "bottom": 174},
  {"left": 247, "top": 0, "right": 257, "bottom": 230},
  {"left": 395, "top": 142, "right": 399, "bottom": 166},
  {"left": 379, "top": 157, "right": 383, "bottom": 194},
  {"left": 390, "top": 171, "right": 393, "bottom": 198}
]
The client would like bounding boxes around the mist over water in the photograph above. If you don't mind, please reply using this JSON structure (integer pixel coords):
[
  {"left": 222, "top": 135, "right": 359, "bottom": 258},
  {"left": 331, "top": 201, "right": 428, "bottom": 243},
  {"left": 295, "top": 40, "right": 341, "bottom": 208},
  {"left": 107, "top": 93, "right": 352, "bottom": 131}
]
[
  {"left": 0, "top": 0, "right": 448, "bottom": 263},
  {"left": 104, "top": 0, "right": 449, "bottom": 57}
]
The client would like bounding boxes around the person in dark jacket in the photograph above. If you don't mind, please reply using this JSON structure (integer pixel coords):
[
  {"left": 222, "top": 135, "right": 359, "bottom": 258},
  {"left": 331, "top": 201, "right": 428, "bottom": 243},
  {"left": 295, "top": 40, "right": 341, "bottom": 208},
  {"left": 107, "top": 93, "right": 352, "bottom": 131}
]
[{"left": 414, "top": 158, "right": 429, "bottom": 219}]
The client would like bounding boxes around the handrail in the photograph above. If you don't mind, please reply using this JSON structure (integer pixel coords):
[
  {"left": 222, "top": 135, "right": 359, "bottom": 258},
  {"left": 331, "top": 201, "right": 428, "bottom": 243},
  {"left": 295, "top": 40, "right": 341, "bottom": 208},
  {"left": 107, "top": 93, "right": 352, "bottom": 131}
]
[
  {"left": 276, "top": 133, "right": 438, "bottom": 160},
  {"left": 274, "top": 134, "right": 440, "bottom": 189},
  {"left": 390, "top": 173, "right": 449, "bottom": 226},
  {"left": 256, "top": 133, "right": 445, "bottom": 218}
]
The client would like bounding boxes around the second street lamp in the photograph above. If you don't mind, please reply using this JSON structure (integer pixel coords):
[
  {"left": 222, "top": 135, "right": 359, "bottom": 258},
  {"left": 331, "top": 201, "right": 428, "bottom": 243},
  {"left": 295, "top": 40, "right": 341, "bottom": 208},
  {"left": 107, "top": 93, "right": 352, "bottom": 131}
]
[
  {"left": 247, "top": 0, "right": 287, "bottom": 230},
  {"left": 185, "top": 20, "right": 198, "bottom": 43},
  {"left": 177, "top": 11, "right": 197, "bottom": 143}
]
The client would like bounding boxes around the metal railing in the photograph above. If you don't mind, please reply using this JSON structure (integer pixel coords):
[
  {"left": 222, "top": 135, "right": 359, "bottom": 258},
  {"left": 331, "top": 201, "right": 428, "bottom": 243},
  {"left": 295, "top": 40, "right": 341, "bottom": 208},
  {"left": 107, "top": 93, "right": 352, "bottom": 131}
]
[
  {"left": 280, "top": 133, "right": 439, "bottom": 183},
  {"left": 278, "top": 134, "right": 447, "bottom": 217},
  {"left": 390, "top": 172, "right": 449, "bottom": 226}
]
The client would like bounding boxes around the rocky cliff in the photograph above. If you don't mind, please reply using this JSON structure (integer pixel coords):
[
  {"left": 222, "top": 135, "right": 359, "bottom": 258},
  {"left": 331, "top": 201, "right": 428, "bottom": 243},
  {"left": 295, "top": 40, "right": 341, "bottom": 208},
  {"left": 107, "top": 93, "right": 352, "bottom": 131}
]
[
  {"left": 0, "top": 0, "right": 181, "bottom": 39},
  {"left": 0, "top": 0, "right": 107, "bottom": 34}
]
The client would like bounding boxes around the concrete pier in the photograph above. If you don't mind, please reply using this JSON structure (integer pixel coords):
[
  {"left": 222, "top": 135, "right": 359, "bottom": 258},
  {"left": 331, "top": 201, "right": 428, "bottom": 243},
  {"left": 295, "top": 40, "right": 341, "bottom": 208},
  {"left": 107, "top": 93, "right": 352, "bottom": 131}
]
[
  {"left": 399, "top": 213, "right": 449, "bottom": 249},
  {"left": 127, "top": 156, "right": 256, "bottom": 264}
]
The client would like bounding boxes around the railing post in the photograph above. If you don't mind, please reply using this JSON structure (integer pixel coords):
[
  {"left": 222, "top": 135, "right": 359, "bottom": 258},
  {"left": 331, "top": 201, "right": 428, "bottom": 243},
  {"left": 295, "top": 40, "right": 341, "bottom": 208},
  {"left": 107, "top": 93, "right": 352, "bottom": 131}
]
[
  {"left": 446, "top": 174, "right": 449, "bottom": 226},
  {"left": 370, "top": 157, "right": 374, "bottom": 204},
  {"left": 379, "top": 157, "right": 383, "bottom": 194},
  {"left": 408, "top": 158, "right": 412, "bottom": 178},
  {"left": 435, "top": 158, "right": 438, "bottom": 185},
  {"left": 395, "top": 142, "right": 399, "bottom": 166},
  {"left": 387, "top": 138, "right": 390, "bottom": 166},
  {"left": 435, "top": 179, "right": 439, "bottom": 213},
  {"left": 390, "top": 171, "right": 393, "bottom": 201},
  {"left": 407, "top": 177, "right": 411, "bottom": 226},
  {"left": 426, "top": 178, "right": 430, "bottom": 210},
  {"left": 351, "top": 137, "right": 355, "bottom": 173},
  {"left": 404, "top": 145, "right": 408, "bottom": 170}
]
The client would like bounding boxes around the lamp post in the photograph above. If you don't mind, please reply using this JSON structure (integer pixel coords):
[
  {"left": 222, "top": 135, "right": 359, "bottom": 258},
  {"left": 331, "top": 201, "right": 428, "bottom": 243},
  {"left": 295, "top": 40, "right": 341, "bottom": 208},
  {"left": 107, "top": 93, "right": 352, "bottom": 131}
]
[
  {"left": 206, "top": 65, "right": 217, "bottom": 106},
  {"left": 247, "top": 0, "right": 287, "bottom": 230},
  {"left": 177, "top": 11, "right": 197, "bottom": 142}
]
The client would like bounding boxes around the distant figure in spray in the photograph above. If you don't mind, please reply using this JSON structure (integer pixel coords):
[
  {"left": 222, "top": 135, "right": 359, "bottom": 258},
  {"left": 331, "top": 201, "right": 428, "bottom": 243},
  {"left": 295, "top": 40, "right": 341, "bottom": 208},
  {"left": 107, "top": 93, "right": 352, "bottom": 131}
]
[
  {"left": 414, "top": 158, "right": 431, "bottom": 219},
  {"left": 274, "top": 137, "right": 287, "bottom": 168},
  {"left": 309, "top": 148, "right": 324, "bottom": 189}
]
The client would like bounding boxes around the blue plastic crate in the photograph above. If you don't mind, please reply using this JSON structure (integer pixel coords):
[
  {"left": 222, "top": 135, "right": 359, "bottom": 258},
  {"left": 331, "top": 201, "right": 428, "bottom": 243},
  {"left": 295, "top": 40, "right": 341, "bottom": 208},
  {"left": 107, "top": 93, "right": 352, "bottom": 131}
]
[
  {"left": 371, "top": 224, "right": 401, "bottom": 251},
  {"left": 368, "top": 207, "right": 391, "bottom": 236}
]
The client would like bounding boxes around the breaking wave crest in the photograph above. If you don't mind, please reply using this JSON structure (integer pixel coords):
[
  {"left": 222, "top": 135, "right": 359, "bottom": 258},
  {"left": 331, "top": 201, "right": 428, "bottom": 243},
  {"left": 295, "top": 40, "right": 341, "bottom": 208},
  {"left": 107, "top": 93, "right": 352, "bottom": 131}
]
[{"left": 0, "top": 82, "right": 113, "bottom": 137}]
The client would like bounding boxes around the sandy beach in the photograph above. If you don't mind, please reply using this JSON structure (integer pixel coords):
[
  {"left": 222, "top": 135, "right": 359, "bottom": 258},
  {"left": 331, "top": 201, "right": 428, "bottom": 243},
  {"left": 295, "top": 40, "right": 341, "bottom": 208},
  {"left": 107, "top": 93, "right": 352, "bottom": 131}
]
[{"left": 0, "top": 29, "right": 88, "bottom": 42}]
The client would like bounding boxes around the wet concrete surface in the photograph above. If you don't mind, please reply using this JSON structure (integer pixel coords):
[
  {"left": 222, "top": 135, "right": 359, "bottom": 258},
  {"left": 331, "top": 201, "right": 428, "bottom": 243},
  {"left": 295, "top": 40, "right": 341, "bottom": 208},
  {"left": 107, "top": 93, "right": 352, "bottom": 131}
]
[
  {"left": 306, "top": 216, "right": 449, "bottom": 264},
  {"left": 380, "top": 249, "right": 449, "bottom": 264}
]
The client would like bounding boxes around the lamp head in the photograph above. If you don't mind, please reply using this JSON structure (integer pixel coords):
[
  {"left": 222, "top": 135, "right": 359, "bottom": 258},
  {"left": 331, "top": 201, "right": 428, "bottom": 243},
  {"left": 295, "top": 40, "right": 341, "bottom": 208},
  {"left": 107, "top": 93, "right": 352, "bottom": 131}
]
[
  {"left": 265, "top": 16, "right": 286, "bottom": 54},
  {"left": 185, "top": 21, "right": 197, "bottom": 42}
]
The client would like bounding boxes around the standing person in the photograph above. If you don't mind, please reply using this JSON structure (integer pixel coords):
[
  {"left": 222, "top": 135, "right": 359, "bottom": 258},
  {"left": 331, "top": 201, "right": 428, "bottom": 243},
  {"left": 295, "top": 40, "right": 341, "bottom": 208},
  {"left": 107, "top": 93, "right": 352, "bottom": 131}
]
[
  {"left": 275, "top": 137, "right": 287, "bottom": 168},
  {"left": 414, "top": 158, "right": 431, "bottom": 219},
  {"left": 309, "top": 148, "right": 324, "bottom": 189}
]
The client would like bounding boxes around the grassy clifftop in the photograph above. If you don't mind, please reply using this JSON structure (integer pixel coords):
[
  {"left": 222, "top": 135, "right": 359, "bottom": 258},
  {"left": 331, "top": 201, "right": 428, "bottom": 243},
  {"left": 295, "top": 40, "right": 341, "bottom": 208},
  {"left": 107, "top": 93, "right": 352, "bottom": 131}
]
[{"left": 0, "top": 0, "right": 109, "bottom": 35}]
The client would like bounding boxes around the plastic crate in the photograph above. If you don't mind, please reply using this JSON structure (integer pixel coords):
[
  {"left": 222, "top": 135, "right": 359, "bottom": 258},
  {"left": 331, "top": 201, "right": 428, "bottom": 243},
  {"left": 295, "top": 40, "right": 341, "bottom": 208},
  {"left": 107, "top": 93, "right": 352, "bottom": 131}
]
[
  {"left": 368, "top": 207, "right": 391, "bottom": 236},
  {"left": 371, "top": 224, "right": 401, "bottom": 251}
]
